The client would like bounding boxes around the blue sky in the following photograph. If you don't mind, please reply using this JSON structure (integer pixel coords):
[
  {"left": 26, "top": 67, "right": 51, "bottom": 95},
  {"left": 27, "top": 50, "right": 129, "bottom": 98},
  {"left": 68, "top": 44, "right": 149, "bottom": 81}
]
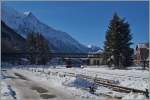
[{"left": 2, "top": 1, "right": 149, "bottom": 49}]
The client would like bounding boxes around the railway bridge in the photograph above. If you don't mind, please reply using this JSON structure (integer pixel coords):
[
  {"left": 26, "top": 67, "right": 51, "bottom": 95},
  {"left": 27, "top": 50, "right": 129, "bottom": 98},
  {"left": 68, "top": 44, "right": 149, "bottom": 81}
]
[{"left": 2, "top": 52, "right": 102, "bottom": 58}]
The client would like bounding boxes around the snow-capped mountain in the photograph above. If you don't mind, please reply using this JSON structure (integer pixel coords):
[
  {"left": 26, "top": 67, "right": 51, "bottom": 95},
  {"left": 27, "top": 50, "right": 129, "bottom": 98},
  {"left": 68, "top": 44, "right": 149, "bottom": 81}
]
[{"left": 1, "top": 5, "right": 89, "bottom": 53}]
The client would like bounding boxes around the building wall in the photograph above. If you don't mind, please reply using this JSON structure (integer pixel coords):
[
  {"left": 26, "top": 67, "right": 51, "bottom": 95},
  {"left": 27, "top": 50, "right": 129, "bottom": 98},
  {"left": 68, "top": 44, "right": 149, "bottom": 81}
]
[
  {"left": 135, "top": 44, "right": 149, "bottom": 65},
  {"left": 89, "top": 58, "right": 103, "bottom": 65}
]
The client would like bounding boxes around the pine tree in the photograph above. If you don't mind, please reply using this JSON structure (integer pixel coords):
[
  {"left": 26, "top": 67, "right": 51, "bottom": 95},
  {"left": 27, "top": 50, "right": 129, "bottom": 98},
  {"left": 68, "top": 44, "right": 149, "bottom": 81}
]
[
  {"left": 104, "top": 13, "right": 133, "bottom": 68},
  {"left": 36, "top": 33, "right": 50, "bottom": 64},
  {"left": 26, "top": 32, "right": 50, "bottom": 64},
  {"left": 26, "top": 32, "right": 36, "bottom": 64}
]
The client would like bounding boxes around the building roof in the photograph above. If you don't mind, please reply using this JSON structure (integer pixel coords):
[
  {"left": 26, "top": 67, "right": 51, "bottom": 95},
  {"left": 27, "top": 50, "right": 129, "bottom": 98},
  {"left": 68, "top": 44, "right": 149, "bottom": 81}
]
[{"left": 137, "top": 43, "right": 149, "bottom": 49}]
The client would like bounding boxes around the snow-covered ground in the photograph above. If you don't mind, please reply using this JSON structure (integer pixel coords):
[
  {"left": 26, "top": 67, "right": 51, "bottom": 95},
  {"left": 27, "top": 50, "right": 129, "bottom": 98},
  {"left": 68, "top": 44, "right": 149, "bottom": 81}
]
[
  {"left": 1, "top": 72, "right": 16, "bottom": 100},
  {"left": 28, "top": 65, "right": 148, "bottom": 90},
  {"left": 1, "top": 65, "right": 149, "bottom": 100}
]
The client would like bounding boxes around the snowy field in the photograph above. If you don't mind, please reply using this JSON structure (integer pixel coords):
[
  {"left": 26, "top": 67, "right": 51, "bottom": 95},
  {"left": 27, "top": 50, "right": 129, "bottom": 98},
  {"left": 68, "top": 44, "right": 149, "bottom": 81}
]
[{"left": 1, "top": 65, "right": 149, "bottom": 100}]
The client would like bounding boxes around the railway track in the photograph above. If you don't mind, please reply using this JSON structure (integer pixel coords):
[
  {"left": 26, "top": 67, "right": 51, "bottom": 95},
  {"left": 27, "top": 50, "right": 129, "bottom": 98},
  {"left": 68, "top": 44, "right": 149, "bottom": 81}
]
[
  {"left": 28, "top": 68, "right": 148, "bottom": 95},
  {"left": 39, "top": 70, "right": 147, "bottom": 94},
  {"left": 73, "top": 73, "right": 147, "bottom": 94}
]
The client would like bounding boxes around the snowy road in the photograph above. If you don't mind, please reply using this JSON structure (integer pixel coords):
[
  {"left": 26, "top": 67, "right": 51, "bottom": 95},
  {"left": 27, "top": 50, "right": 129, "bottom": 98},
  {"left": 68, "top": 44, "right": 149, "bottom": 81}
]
[
  {"left": 2, "top": 69, "right": 79, "bottom": 100},
  {"left": 2, "top": 69, "right": 109, "bottom": 100}
]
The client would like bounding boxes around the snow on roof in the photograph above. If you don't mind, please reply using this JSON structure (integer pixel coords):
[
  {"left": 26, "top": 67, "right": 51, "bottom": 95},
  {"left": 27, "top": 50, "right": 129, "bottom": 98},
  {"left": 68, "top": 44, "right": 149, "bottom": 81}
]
[
  {"left": 95, "top": 49, "right": 103, "bottom": 53},
  {"left": 137, "top": 43, "right": 148, "bottom": 48},
  {"left": 89, "top": 49, "right": 103, "bottom": 54}
]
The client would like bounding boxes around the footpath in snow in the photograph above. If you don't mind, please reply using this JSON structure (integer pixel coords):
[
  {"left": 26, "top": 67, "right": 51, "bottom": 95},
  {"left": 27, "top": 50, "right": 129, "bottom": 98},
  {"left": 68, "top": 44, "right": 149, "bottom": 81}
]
[{"left": 1, "top": 68, "right": 109, "bottom": 100}]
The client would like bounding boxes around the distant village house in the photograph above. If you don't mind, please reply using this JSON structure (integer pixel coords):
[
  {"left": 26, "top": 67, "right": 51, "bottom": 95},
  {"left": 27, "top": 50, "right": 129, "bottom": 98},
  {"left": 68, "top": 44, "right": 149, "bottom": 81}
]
[{"left": 135, "top": 43, "right": 149, "bottom": 66}]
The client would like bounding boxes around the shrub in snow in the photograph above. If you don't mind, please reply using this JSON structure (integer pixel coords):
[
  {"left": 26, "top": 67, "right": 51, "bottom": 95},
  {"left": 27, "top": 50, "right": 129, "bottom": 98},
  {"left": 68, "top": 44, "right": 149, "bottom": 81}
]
[
  {"left": 89, "top": 84, "right": 96, "bottom": 94},
  {"left": 1, "top": 82, "right": 16, "bottom": 100},
  {"left": 8, "top": 85, "right": 16, "bottom": 99}
]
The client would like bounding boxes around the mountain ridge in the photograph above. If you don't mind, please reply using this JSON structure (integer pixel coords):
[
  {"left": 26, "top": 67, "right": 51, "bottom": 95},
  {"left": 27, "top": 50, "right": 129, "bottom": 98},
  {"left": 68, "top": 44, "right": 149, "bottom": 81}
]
[
  {"left": 2, "top": 5, "right": 100, "bottom": 53},
  {"left": 2, "top": 5, "right": 90, "bottom": 53}
]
